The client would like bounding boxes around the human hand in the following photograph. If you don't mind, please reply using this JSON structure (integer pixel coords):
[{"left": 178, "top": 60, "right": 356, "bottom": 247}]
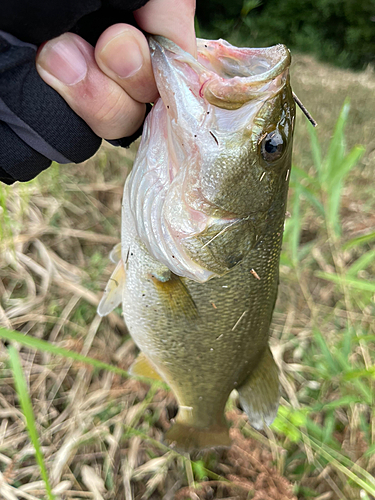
[
  {"left": 36, "top": 0, "right": 196, "bottom": 141},
  {"left": 0, "top": 0, "right": 195, "bottom": 184}
]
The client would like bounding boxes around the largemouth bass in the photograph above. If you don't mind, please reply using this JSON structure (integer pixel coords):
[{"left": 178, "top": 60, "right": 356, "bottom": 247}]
[{"left": 98, "top": 36, "right": 295, "bottom": 451}]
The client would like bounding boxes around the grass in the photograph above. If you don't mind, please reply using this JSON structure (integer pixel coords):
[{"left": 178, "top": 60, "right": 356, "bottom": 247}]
[
  {"left": 0, "top": 327, "right": 132, "bottom": 379},
  {"left": 0, "top": 54, "right": 374, "bottom": 499},
  {"left": 7, "top": 346, "right": 55, "bottom": 500}
]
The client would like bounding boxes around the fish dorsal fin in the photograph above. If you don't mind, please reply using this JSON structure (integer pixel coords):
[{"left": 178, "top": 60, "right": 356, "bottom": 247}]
[
  {"left": 237, "top": 347, "right": 280, "bottom": 430},
  {"left": 109, "top": 243, "right": 122, "bottom": 264},
  {"left": 129, "top": 352, "right": 164, "bottom": 382},
  {"left": 97, "top": 260, "right": 125, "bottom": 317}
]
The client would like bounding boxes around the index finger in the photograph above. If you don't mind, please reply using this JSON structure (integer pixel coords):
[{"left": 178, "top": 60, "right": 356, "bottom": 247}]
[{"left": 134, "top": 0, "right": 197, "bottom": 57}]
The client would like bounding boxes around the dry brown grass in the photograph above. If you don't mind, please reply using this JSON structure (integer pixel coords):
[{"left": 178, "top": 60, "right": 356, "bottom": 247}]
[
  {"left": 0, "top": 54, "right": 374, "bottom": 499},
  {"left": 0, "top": 142, "right": 297, "bottom": 499}
]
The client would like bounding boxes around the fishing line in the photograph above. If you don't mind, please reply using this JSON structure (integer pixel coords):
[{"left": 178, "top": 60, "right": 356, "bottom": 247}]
[{"left": 292, "top": 92, "right": 318, "bottom": 127}]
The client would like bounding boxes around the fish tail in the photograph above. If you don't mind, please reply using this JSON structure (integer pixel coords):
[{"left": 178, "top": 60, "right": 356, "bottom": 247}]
[{"left": 165, "top": 422, "right": 231, "bottom": 451}]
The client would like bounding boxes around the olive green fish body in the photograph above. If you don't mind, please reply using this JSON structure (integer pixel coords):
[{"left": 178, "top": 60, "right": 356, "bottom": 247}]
[
  {"left": 122, "top": 202, "right": 284, "bottom": 420},
  {"left": 98, "top": 37, "right": 295, "bottom": 450}
]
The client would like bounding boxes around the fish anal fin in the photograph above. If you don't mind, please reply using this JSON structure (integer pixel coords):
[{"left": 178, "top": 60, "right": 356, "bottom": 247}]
[
  {"left": 237, "top": 346, "right": 280, "bottom": 430},
  {"left": 165, "top": 422, "right": 231, "bottom": 452},
  {"left": 97, "top": 260, "right": 125, "bottom": 317},
  {"left": 129, "top": 352, "right": 164, "bottom": 382},
  {"left": 151, "top": 274, "right": 198, "bottom": 320},
  {"left": 109, "top": 243, "right": 122, "bottom": 264}
]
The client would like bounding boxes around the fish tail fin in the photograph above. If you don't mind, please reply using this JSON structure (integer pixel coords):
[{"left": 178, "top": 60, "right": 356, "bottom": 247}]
[
  {"left": 165, "top": 422, "right": 231, "bottom": 451},
  {"left": 237, "top": 346, "right": 280, "bottom": 430}
]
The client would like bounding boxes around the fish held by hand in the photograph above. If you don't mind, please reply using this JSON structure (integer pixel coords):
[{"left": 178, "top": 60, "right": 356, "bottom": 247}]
[{"left": 98, "top": 36, "right": 296, "bottom": 451}]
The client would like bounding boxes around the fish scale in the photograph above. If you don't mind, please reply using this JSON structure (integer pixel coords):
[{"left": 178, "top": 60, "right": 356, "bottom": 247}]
[{"left": 98, "top": 36, "right": 295, "bottom": 451}]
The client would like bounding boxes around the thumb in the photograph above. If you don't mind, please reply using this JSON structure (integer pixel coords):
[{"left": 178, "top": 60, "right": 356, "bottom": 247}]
[{"left": 134, "top": 0, "right": 197, "bottom": 57}]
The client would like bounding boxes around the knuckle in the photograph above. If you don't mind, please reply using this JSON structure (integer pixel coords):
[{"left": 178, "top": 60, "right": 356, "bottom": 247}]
[
  {"left": 92, "top": 89, "right": 125, "bottom": 128},
  {"left": 88, "top": 88, "right": 144, "bottom": 139},
  {"left": 75, "top": 77, "right": 144, "bottom": 139}
]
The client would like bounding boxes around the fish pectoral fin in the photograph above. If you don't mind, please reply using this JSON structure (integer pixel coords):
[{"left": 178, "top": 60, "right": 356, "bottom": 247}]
[
  {"left": 129, "top": 352, "right": 164, "bottom": 382},
  {"left": 237, "top": 346, "right": 280, "bottom": 430},
  {"left": 97, "top": 260, "right": 125, "bottom": 317},
  {"left": 109, "top": 243, "right": 122, "bottom": 264},
  {"left": 151, "top": 274, "right": 198, "bottom": 320},
  {"left": 165, "top": 422, "right": 231, "bottom": 452}
]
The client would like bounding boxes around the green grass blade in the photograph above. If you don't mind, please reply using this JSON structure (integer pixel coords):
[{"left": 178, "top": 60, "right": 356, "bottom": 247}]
[
  {"left": 291, "top": 165, "right": 320, "bottom": 188},
  {"left": 314, "top": 395, "right": 362, "bottom": 411},
  {"left": 0, "top": 327, "right": 129, "bottom": 378},
  {"left": 290, "top": 183, "right": 302, "bottom": 265},
  {"left": 343, "top": 231, "right": 375, "bottom": 250},
  {"left": 329, "top": 144, "right": 365, "bottom": 186},
  {"left": 351, "top": 335, "right": 375, "bottom": 344},
  {"left": 315, "top": 271, "right": 375, "bottom": 292},
  {"left": 343, "top": 367, "right": 375, "bottom": 381},
  {"left": 306, "top": 99, "right": 364, "bottom": 238},
  {"left": 306, "top": 122, "right": 322, "bottom": 175},
  {"left": 277, "top": 409, "right": 375, "bottom": 495},
  {"left": 346, "top": 249, "right": 375, "bottom": 276},
  {"left": 342, "top": 327, "right": 352, "bottom": 360},
  {"left": 0, "top": 183, "right": 13, "bottom": 246},
  {"left": 364, "top": 443, "right": 375, "bottom": 458},
  {"left": 324, "top": 99, "right": 350, "bottom": 184},
  {"left": 322, "top": 410, "right": 335, "bottom": 443},
  {"left": 310, "top": 438, "right": 375, "bottom": 495},
  {"left": 313, "top": 329, "right": 339, "bottom": 375},
  {"left": 301, "top": 188, "right": 324, "bottom": 215},
  {"left": 331, "top": 350, "right": 373, "bottom": 404},
  {"left": 303, "top": 414, "right": 340, "bottom": 448},
  {"left": 8, "top": 346, "right": 55, "bottom": 500},
  {"left": 292, "top": 182, "right": 324, "bottom": 215},
  {"left": 326, "top": 179, "right": 343, "bottom": 236}
]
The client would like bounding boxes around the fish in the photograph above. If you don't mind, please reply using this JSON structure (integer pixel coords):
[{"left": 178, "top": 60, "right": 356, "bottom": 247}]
[{"left": 98, "top": 36, "right": 295, "bottom": 451}]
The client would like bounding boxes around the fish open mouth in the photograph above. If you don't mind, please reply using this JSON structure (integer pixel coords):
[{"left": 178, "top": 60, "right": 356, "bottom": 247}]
[
  {"left": 196, "top": 39, "right": 290, "bottom": 81},
  {"left": 151, "top": 37, "right": 291, "bottom": 110}
]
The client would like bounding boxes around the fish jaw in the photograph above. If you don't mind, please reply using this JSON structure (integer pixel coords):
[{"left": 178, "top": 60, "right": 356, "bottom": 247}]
[{"left": 126, "top": 37, "right": 295, "bottom": 283}]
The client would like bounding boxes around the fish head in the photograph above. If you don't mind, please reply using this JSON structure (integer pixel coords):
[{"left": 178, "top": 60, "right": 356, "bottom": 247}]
[{"left": 127, "top": 37, "right": 295, "bottom": 282}]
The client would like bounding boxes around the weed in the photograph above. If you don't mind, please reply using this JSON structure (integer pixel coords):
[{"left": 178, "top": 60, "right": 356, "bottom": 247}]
[
  {"left": 8, "top": 346, "right": 55, "bottom": 500},
  {"left": 275, "top": 100, "right": 374, "bottom": 498},
  {"left": 0, "top": 327, "right": 130, "bottom": 379}
]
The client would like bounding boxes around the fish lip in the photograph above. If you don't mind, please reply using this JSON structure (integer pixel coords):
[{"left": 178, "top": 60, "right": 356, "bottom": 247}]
[{"left": 149, "top": 36, "right": 291, "bottom": 85}]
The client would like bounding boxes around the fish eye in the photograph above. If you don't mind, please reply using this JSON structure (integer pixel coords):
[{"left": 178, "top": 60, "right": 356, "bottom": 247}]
[{"left": 260, "top": 130, "right": 285, "bottom": 163}]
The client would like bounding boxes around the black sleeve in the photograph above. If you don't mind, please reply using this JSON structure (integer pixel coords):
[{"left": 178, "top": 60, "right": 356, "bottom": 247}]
[
  {"left": 0, "top": 0, "right": 150, "bottom": 184},
  {"left": 1, "top": 0, "right": 150, "bottom": 46}
]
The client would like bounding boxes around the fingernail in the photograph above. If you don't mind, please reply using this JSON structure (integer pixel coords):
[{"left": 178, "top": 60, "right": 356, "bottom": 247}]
[
  {"left": 99, "top": 33, "right": 143, "bottom": 79},
  {"left": 37, "top": 35, "right": 87, "bottom": 85}
]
